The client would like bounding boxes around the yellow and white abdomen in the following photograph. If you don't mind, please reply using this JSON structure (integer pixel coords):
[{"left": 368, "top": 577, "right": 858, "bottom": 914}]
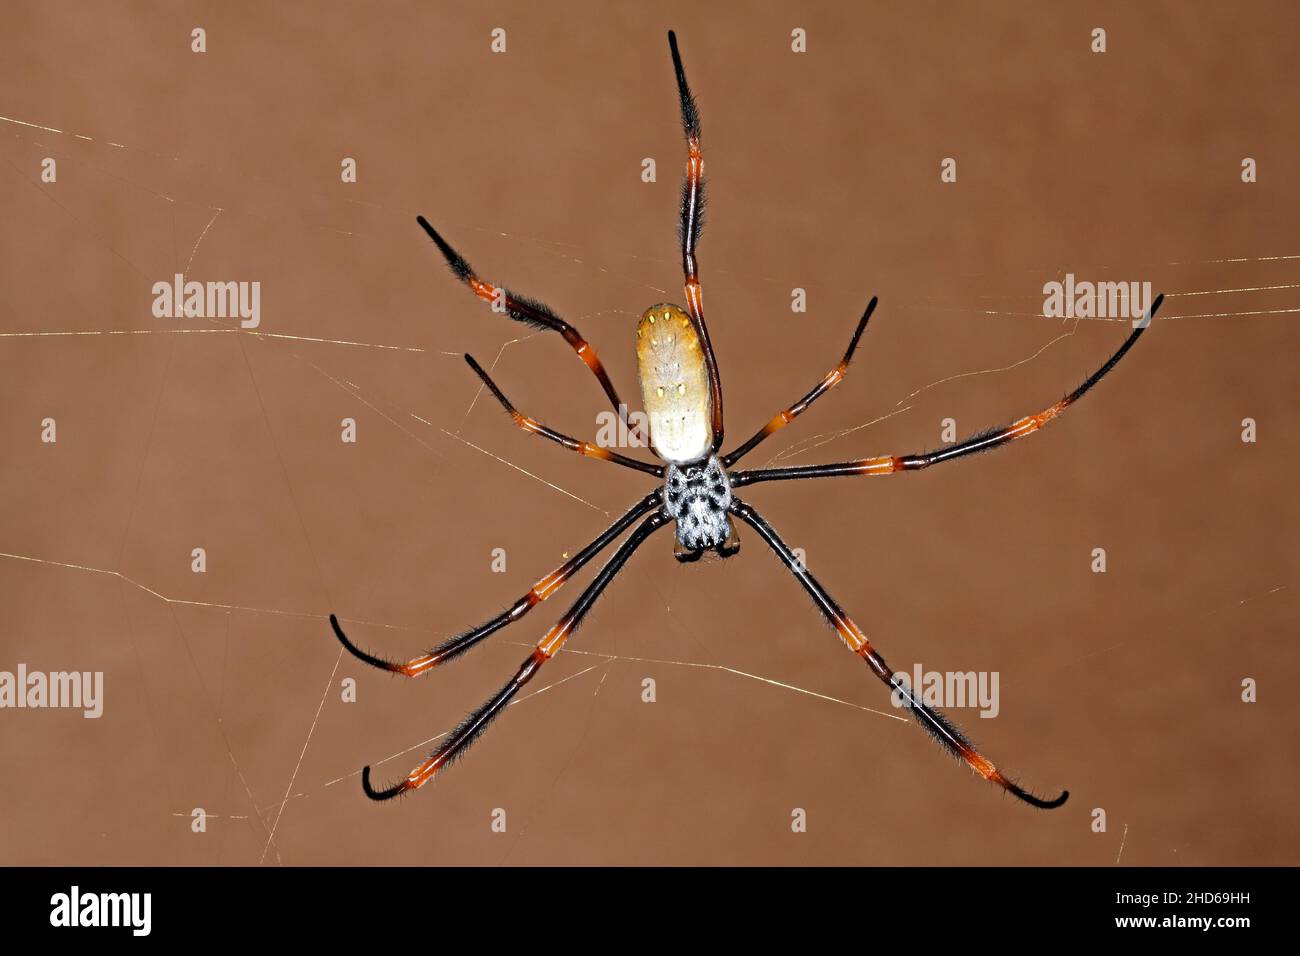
[{"left": 636, "top": 303, "right": 714, "bottom": 464}]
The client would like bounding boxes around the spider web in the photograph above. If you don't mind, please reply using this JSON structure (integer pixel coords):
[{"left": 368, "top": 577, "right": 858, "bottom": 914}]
[{"left": 0, "top": 27, "right": 1295, "bottom": 868}]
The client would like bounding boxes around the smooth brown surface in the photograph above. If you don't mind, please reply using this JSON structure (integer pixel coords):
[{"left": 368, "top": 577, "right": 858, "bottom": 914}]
[{"left": 0, "top": 2, "right": 1296, "bottom": 865}]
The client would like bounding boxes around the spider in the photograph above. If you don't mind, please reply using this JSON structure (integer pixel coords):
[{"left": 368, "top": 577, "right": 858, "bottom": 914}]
[{"left": 330, "top": 31, "right": 1163, "bottom": 808}]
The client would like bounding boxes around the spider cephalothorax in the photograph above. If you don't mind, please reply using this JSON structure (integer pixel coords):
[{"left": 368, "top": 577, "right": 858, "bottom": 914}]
[
  {"left": 664, "top": 456, "right": 737, "bottom": 558},
  {"left": 330, "top": 29, "right": 1161, "bottom": 810}
]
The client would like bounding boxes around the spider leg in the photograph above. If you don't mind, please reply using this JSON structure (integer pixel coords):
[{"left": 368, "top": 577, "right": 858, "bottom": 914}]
[
  {"left": 416, "top": 215, "right": 649, "bottom": 446},
  {"left": 731, "top": 298, "right": 1160, "bottom": 488},
  {"left": 360, "top": 510, "right": 670, "bottom": 800},
  {"left": 330, "top": 491, "right": 663, "bottom": 675},
  {"left": 667, "top": 30, "right": 725, "bottom": 451},
  {"left": 722, "top": 297, "right": 878, "bottom": 468},
  {"left": 464, "top": 354, "right": 663, "bottom": 477},
  {"left": 729, "top": 497, "right": 1068, "bottom": 809}
]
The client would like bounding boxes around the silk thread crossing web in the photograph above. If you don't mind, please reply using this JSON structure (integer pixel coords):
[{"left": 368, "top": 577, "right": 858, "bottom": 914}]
[{"left": 0, "top": 108, "right": 1292, "bottom": 865}]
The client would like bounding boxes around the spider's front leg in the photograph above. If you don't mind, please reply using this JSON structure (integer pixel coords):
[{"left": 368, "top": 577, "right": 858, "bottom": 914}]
[
  {"left": 330, "top": 491, "right": 662, "bottom": 675},
  {"left": 360, "top": 511, "right": 670, "bottom": 800},
  {"left": 730, "top": 497, "right": 1068, "bottom": 809}
]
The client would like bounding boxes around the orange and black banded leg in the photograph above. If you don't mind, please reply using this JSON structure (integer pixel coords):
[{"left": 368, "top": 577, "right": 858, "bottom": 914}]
[
  {"left": 667, "top": 30, "right": 724, "bottom": 450},
  {"left": 464, "top": 354, "right": 663, "bottom": 477},
  {"left": 732, "top": 301, "right": 1159, "bottom": 488},
  {"left": 723, "top": 297, "right": 878, "bottom": 468},
  {"left": 416, "top": 215, "right": 648, "bottom": 446},
  {"left": 729, "top": 498, "right": 1067, "bottom": 809},
  {"left": 359, "top": 511, "right": 670, "bottom": 800},
  {"left": 330, "top": 491, "right": 662, "bottom": 676}
]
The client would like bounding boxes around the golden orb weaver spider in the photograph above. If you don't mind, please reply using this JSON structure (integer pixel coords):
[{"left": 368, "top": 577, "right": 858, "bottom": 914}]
[{"left": 330, "top": 31, "right": 1163, "bottom": 807}]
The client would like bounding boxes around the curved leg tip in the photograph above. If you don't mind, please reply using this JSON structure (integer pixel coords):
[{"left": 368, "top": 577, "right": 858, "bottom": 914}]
[
  {"left": 360, "top": 766, "right": 407, "bottom": 802},
  {"left": 998, "top": 769, "right": 1068, "bottom": 809},
  {"left": 330, "top": 614, "right": 406, "bottom": 673},
  {"left": 1022, "top": 787, "right": 1069, "bottom": 810},
  {"left": 329, "top": 613, "right": 357, "bottom": 652}
]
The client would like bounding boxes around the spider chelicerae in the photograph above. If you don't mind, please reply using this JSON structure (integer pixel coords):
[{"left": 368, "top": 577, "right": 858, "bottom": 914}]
[{"left": 330, "top": 31, "right": 1163, "bottom": 808}]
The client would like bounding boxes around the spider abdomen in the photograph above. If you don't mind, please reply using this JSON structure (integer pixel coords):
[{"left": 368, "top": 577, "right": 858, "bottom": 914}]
[
  {"left": 664, "top": 456, "right": 734, "bottom": 554},
  {"left": 637, "top": 303, "right": 714, "bottom": 464}
]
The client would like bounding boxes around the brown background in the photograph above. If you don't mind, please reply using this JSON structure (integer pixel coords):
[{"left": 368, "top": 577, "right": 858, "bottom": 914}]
[{"left": 0, "top": 1, "right": 1296, "bottom": 866}]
